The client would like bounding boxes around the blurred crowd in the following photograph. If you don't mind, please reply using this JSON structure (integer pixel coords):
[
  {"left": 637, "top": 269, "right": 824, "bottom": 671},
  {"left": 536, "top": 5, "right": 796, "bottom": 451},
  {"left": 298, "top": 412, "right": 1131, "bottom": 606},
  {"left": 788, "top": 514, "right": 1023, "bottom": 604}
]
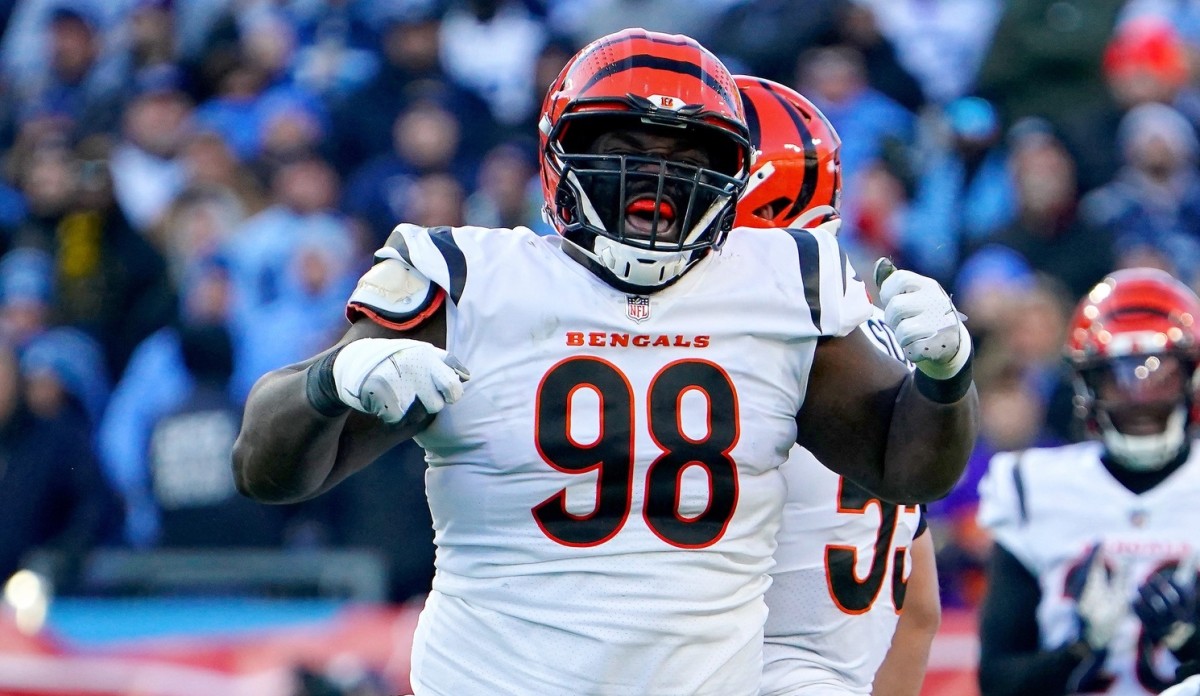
[{"left": 0, "top": 0, "right": 1197, "bottom": 618}]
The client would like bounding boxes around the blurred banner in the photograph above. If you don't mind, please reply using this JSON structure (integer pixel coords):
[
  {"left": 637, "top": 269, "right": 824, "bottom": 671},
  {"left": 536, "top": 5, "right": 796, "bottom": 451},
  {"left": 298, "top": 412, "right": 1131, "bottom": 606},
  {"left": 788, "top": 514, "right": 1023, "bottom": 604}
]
[{"left": 0, "top": 602, "right": 980, "bottom": 696}]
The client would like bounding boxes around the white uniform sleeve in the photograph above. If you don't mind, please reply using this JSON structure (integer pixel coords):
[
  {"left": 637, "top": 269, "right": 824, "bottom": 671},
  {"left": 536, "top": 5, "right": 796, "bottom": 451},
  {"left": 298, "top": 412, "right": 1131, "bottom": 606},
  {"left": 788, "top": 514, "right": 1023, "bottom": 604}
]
[
  {"left": 787, "top": 220, "right": 873, "bottom": 338},
  {"left": 977, "top": 451, "right": 1038, "bottom": 573}
]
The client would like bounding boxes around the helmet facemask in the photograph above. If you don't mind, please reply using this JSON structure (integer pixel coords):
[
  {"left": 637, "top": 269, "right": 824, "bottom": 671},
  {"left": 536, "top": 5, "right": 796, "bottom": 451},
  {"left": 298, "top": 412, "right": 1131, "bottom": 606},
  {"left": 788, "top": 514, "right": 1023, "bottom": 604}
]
[
  {"left": 546, "top": 113, "right": 749, "bottom": 292},
  {"left": 1074, "top": 353, "right": 1199, "bottom": 470}
]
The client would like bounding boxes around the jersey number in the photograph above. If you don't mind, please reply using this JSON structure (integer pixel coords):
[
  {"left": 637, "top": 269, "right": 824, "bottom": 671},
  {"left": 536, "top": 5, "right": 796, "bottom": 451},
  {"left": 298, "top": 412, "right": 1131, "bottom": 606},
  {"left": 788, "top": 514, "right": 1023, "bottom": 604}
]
[
  {"left": 825, "top": 478, "right": 915, "bottom": 614},
  {"left": 532, "top": 356, "right": 739, "bottom": 549}
]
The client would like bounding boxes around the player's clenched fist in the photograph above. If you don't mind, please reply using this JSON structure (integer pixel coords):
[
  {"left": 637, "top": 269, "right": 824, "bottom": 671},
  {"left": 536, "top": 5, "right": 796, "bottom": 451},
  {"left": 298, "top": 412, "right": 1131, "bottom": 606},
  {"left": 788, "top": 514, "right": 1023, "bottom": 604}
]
[
  {"left": 874, "top": 258, "right": 972, "bottom": 380},
  {"left": 333, "top": 338, "right": 469, "bottom": 423}
]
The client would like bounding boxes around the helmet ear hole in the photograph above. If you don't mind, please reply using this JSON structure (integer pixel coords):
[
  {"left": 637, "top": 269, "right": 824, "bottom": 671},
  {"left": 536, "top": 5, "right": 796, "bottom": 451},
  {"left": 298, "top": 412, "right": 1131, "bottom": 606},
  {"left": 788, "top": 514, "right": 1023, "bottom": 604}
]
[{"left": 758, "top": 197, "right": 793, "bottom": 222}]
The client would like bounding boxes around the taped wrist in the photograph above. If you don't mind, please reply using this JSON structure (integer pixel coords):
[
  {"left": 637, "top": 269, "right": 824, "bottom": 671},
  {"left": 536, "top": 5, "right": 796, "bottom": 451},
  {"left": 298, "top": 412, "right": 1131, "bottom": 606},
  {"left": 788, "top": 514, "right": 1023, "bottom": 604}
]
[
  {"left": 305, "top": 345, "right": 350, "bottom": 417},
  {"left": 915, "top": 351, "right": 973, "bottom": 404}
]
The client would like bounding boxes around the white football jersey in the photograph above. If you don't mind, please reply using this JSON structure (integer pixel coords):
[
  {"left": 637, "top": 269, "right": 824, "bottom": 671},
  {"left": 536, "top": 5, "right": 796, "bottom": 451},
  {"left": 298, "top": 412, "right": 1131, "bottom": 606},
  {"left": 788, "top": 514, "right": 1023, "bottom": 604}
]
[
  {"left": 978, "top": 442, "right": 1200, "bottom": 695},
  {"left": 762, "top": 311, "right": 925, "bottom": 696},
  {"left": 353, "top": 222, "right": 873, "bottom": 696}
]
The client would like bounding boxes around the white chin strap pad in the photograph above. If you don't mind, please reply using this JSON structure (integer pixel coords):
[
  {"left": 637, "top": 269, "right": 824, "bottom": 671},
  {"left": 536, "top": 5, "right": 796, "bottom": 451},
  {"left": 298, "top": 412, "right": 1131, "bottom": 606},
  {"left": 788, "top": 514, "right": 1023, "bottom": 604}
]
[
  {"left": 592, "top": 236, "right": 690, "bottom": 288},
  {"left": 1101, "top": 407, "right": 1188, "bottom": 471}
]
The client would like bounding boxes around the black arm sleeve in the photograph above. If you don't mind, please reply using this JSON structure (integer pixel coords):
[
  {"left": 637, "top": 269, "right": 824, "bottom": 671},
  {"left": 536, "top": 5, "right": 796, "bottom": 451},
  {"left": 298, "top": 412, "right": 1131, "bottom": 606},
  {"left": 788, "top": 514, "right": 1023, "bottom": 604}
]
[{"left": 978, "top": 543, "right": 1087, "bottom": 696}]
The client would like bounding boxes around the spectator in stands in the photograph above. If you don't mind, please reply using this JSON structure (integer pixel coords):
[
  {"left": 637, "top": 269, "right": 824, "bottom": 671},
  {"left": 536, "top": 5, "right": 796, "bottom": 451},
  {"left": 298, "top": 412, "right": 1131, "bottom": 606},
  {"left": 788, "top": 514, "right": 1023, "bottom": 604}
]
[
  {"left": 8, "top": 134, "right": 76, "bottom": 253},
  {"left": 10, "top": 2, "right": 125, "bottom": 142},
  {"left": 287, "top": 0, "right": 380, "bottom": 99},
  {"left": 438, "top": 0, "right": 547, "bottom": 127},
  {"left": 406, "top": 172, "right": 465, "bottom": 229},
  {"left": 464, "top": 142, "right": 541, "bottom": 231},
  {"left": 155, "top": 187, "right": 245, "bottom": 284},
  {"left": 0, "top": 247, "right": 52, "bottom": 350},
  {"left": 962, "top": 118, "right": 1114, "bottom": 301},
  {"left": 100, "top": 258, "right": 233, "bottom": 547},
  {"left": 1082, "top": 102, "right": 1200, "bottom": 290},
  {"left": 190, "top": 6, "right": 326, "bottom": 163},
  {"left": 329, "top": 7, "right": 494, "bottom": 176},
  {"left": 0, "top": 337, "right": 122, "bottom": 590},
  {"left": 854, "top": 0, "right": 1002, "bottom": 104},
  {"left": 148, "top": 319, "right": 286, "bottom": 548},
  {"left": 903, "top": 96, "right": 1015, "bottom": 283},
  {"left": 50, "top": 138, "right": 175, "bottom": 379},
  {"left": 109, "top": 65, "right": 191, "bottom": 235},
  {"left": 343, "top": 94, "right": 469, "bottom": 245},
  {"left": 177, "top": 127, "right": 266, "bottom": 221},
  {"left": 976, "top": 0, "right": 1126, "bottom": 192},
  {"left": 795, "top": 45, "right": 916, "bottom": 224},
  {"left": 703, "top": 0, "right": 842, "bottom": 84},
  {"left": 223, "top": 155, "right": 357, "bottom": 400},
  {"left": 1103, "top": 16, "right": 1192, "bottom": 114},
  {"left": 823, "top": 2, "right": 926, "bottom": 112}
]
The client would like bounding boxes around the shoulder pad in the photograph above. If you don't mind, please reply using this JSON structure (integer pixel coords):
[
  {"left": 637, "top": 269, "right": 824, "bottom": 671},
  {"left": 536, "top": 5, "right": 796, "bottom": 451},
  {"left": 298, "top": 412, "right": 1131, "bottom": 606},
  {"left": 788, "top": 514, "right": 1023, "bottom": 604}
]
[{"left": 346, "top": 257, "right": 443, "bottom": 330}]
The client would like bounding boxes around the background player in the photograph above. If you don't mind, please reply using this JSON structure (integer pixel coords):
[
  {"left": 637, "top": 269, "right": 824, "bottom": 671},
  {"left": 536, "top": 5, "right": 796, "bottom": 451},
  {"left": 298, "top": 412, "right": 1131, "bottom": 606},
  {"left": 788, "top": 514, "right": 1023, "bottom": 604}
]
[
  {"left": 734, "top": 75, "right": 940, "bottom": 696},
  {"left": 978, "top": 268, "right": 1200, "bottom": 695},
  {"left": 233, "top": 29, "right": 977, "bottom": 695}
]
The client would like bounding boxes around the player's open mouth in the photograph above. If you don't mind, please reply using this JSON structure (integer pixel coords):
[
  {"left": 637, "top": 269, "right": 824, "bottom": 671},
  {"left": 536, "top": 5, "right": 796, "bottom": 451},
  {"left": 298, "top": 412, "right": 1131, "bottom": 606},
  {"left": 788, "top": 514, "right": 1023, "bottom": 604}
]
[{"left": 624, "top": 196, "right": 678, "bottom": 240}]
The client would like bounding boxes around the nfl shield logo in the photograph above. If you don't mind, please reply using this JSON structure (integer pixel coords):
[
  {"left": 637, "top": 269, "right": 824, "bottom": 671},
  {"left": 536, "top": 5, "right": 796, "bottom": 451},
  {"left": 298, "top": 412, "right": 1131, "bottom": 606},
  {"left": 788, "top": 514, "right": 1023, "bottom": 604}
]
[{"left": 626, "top": 295, "right": 651, "bottom": 323}]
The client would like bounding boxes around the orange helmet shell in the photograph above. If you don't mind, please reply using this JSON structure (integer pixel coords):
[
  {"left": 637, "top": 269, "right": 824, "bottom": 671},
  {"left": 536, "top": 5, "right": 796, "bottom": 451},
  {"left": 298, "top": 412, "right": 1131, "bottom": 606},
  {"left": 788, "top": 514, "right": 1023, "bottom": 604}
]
[
  {"left": 1065, "top": 268, "right": 1200, "bottom": 366},
  {"left": 538, "top": 28, "right": 752, "bottom": 236},
  {"left": 733, "top": 76, "right": 842, "bottom": 229}
]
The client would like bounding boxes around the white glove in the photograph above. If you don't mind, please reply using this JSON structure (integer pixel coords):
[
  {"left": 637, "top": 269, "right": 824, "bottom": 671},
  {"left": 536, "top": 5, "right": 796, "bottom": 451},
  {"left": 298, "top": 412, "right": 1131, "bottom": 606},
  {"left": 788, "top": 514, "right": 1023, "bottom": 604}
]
[
  {"left": 875, "top": 258, "right": 972, "bottom": 380},
  {"left": 332, "top": 338, "right": 469, "bottom": 424},
  {"left": 1076, "top": 546, "right": 1131, "bottom": 651}
]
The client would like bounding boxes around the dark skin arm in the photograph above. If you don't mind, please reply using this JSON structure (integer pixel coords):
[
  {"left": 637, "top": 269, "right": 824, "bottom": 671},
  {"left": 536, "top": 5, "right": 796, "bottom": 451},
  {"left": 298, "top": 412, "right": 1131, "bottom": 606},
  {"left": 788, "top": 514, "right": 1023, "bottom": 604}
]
[
  {"left": 796, "top": 329, "right": 978, "bottom": 504},
  {"left": 232, "top": 309, "right": 445, "bottom": 504}
]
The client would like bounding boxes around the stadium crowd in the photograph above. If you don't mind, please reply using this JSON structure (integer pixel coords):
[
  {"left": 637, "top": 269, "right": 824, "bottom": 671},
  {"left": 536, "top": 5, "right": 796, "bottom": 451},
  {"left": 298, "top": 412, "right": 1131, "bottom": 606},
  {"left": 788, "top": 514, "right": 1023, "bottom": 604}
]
[{"left": 0, "top": 0, "right": 1196, "bottom": 625}]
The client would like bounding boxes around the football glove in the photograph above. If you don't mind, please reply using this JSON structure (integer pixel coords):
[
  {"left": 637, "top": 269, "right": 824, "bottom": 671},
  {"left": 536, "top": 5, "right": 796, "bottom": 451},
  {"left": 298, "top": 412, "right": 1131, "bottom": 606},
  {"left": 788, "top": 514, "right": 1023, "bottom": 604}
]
[
  {"left": 874, "top": 258, "right": 971, "bottom": 380},
  {"left": 1070, "top": 544, "right": 1130, "bottom": 652},
  {"left": 1133, "top": 558, "right": 1198, "bottom": 653},
  {"left": 333, "top": 338, "right": 469, "bottom": 424}
]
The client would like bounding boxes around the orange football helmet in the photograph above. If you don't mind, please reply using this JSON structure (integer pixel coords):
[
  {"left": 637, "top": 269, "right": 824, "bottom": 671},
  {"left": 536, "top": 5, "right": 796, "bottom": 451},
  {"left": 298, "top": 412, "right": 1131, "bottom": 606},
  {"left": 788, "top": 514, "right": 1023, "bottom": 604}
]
[
  {"left": 732, "top": 75, "right": 841, "bottom": 229},
  {"left": 1065, "top": 268, "right": 1200, "bottom": 470},
  {"left": 538, "top": 28, "right": 753, "bottom": 291}
]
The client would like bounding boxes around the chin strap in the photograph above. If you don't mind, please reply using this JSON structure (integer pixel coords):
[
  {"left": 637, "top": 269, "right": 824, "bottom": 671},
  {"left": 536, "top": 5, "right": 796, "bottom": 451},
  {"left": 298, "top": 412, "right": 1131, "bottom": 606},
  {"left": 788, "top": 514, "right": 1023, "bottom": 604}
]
[
  {"left": 1100, "top": 407, "right": 1188, "bottom": 471},
  {"left": 591, "top": 236, "right": 690, "bottom": 288}
]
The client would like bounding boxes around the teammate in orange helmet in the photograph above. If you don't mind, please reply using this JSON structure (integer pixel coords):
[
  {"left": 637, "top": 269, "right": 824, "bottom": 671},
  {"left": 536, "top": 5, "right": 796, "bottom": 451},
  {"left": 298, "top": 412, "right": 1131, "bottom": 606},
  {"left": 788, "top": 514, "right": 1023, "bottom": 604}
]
[
  {"left": 234, "top": 30, "right": 976, "bottom": 694},
  {"left": 734, "top": 75, "right": 843, "bottom": 230},
  {"left": 735, "top": 75, "right": 941, "bottom": 696}
]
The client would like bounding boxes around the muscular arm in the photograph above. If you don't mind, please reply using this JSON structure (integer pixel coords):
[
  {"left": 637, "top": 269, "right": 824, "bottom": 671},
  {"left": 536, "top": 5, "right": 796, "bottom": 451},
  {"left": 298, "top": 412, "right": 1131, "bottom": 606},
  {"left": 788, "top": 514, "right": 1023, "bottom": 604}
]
[
  {"left": 232, "top": 309, "right": 446, "bottom": 504},
  {"left": 978, "top": 543, "right": 1085, "bottom": 696},
  {"left": 873, "top": 531, "right": 940, "bottom": 696},
  {"left": 796, "top": 330, "right": 978, "bottom": 503}
]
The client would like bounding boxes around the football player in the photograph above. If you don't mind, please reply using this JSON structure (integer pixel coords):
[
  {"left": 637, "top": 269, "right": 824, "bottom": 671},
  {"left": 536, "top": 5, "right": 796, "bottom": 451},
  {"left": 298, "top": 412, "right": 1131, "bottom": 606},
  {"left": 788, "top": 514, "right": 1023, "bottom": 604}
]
[
  {"left": 734, "top": 75, "right": 941, "bottom": 696},
  {"left": 978, "top": 268, "right": 1200, "bottom": 695},
  {"left": 233, "top": 29, "right": 977, "bottom": 695}
]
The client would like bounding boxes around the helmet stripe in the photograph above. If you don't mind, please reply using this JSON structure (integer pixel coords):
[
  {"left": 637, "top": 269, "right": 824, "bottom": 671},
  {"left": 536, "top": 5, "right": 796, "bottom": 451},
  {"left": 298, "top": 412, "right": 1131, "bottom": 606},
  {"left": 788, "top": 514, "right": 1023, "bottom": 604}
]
[
  {"left": 742, "top": 88, "right": 762, "bottom": 152},
  {"left": 758, "top": 84, "right": 819, "bottom": 221},
  {"left": 576, "top": 55, "right": 740, "bottom": 114}
]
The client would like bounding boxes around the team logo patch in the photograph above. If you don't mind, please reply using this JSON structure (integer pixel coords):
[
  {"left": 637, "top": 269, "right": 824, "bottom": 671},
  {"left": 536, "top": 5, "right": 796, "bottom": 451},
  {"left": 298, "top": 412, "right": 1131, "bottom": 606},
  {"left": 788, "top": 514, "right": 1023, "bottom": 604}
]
[
  {"left": 647, "top": 94, "right": 684, "bottom": 112},
  {"left": 626, "top": 295, "right": 651, "bottom": 323}
]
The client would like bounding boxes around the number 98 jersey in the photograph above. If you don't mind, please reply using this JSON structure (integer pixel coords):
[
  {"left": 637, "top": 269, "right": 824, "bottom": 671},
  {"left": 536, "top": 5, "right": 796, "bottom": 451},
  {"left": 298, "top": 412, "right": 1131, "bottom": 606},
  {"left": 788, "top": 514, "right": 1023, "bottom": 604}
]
[
  {"left": 761, "top": 311, "right": 926, "bottom": 696},
  {"left": 352, "top": 222, "right": 872, "bottom": 696}
]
